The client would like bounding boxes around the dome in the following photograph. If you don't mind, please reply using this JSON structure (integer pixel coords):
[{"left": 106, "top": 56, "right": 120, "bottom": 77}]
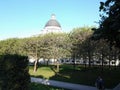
[{"left": 44, "top": 14, "right": 61, "bottom": 28}]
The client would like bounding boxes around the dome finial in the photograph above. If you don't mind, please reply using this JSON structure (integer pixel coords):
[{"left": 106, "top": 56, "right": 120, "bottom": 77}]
[{"left": 51, "top": 14, "right": 56, "bottom": 19}]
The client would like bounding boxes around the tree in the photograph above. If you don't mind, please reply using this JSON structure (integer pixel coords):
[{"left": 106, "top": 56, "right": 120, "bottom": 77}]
[
  {"left": 82, "top": 38, "right": 97, "bottom": 67},
  {"left": 41, "top": 33, "right": 71, "bottom": 72},
  {"left": 0, "top": 38, "right": 25, "bottom": 55},
  {"left": 69, "top": 27, "right": 94, "bottom": 68},
  {"left": 92, "top": 0, "right": 120, "bottom": 49},
  {"left": 23, "top": 37, "right": 41, "bottom": 72},
  {"left": 96, "top": 39, "right": 109, "bottom": 70}
]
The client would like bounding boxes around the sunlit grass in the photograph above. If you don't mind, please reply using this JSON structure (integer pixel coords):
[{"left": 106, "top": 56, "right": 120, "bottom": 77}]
[
  {"left": 29, "top": 66, "right": 55, "bottom": 79},
  {"left": 29, "top": 64, "right": 120, "bottom": 88}
]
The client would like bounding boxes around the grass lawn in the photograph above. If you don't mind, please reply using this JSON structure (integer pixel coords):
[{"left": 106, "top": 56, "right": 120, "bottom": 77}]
[
  {"left": 29, "top": 65, "right": 55, "bottom": 79},
  {"left": 29, "top": 64, "right": 120, "bottom": 89}
]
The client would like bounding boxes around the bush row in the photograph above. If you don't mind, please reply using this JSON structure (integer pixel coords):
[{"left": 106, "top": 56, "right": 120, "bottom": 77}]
[{"left": 0, "top": 54, "right": 30, "bottom": 90}]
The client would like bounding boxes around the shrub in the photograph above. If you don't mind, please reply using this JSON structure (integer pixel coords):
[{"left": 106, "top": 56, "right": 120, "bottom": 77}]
[{"left": 0, "top": 54, "right": 30, "bottom": 90}]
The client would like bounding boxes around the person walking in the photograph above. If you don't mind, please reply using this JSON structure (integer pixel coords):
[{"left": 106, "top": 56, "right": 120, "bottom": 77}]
[{"left": 95, "top": 76, "right": 104, "bottom": 90}]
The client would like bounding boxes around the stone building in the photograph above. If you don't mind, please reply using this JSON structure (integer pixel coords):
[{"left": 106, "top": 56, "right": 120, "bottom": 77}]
[{"left": 41, "top": 14, "right": 62, "bottom": 34}]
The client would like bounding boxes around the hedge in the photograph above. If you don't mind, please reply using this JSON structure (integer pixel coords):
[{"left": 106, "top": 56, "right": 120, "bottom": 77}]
[{"left": 0, "top": 54, "right": 30, "bottom": 90}]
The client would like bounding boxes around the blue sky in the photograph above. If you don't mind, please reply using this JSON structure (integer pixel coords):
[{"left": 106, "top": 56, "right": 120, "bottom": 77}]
[{"left": 0, "top": 0, "right": 105, "bottom": 40}]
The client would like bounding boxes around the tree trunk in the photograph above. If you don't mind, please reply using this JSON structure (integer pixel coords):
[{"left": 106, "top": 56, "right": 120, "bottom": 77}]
[
  {"left": 83, "top": 55, "right": 87, "bottom": 68},
  {"left": 56, "top": 59, "right": 59, "bottom": 72},
  {"left": 114, "top": 50, "right": 117, "bottom": 69},
  {"left": 47, "top": 59, "right": 49, "bottom": 66},
  {"left": 108, "top": 55, "right": 111, "bottom": 69},
  {"left": 88, "top": 39, "right": 91, "bottom": 67},
  {"left": 33, "top": 60, "right": 38, "bottom": 72},
  {"left": 73, "top": 54, "right": 76, "bottom": 70},
  {"left": 108, "top": 49, "right": 112, "bottom": 69},
  {"left": 34, "top": 40, "right": 38, "bottom": 72},
  {"left": 57, "top": 63, "right": 59, "bottom": 72},
  {"left": 101, "top": 52, "right": 104, "bottom": 72},
  {"left": 88, "top": 51, "right": 91, "bottom": 67},
  {"left": 84, "top": 61, "right": 87, "bottom": 68}
]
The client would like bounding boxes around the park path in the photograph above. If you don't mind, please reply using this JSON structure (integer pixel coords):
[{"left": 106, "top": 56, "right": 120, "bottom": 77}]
[{"left": 31, "top": 77, "right": 111, "bottom": 90}]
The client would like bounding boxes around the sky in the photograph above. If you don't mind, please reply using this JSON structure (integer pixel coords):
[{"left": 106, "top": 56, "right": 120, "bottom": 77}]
[{"left": 0, "top": 0, "right": 105, "bottom": 40}]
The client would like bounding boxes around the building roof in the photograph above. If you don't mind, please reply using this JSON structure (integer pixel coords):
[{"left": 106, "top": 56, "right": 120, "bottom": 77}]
[{"left": 44, "top": 14, "right": 61, "bottom": 28}]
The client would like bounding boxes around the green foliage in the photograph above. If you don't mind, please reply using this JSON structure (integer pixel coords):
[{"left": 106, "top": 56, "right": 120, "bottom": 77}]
[
  {"left": 40, "top": 33, "right": 71, "bottom": 59},
  {"left": 23, "top": 33, "right": 69, "bottom": 59},
  {"left": 0, "top": 38, "right": 26, "bottom": 55},
  {"left": 93, "top": 0, "right": 120, "bottom": 48},
  {"left": 0, "top": 54, "right": 30, "bottom": 90},
  {"left": 0, "top": 26, "right": 119, "bottom": 70},
  {"left": 69, "top": 27, "right": 95, "bottom": 66}
]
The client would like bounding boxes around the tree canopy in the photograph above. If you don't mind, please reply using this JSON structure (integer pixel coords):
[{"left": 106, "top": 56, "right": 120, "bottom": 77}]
[
  {"left": 92, "top": 0, "right": 120, "bottom": 49},
  {"left": 0, "top": 26, "right": 119, "bottom": 69}
]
